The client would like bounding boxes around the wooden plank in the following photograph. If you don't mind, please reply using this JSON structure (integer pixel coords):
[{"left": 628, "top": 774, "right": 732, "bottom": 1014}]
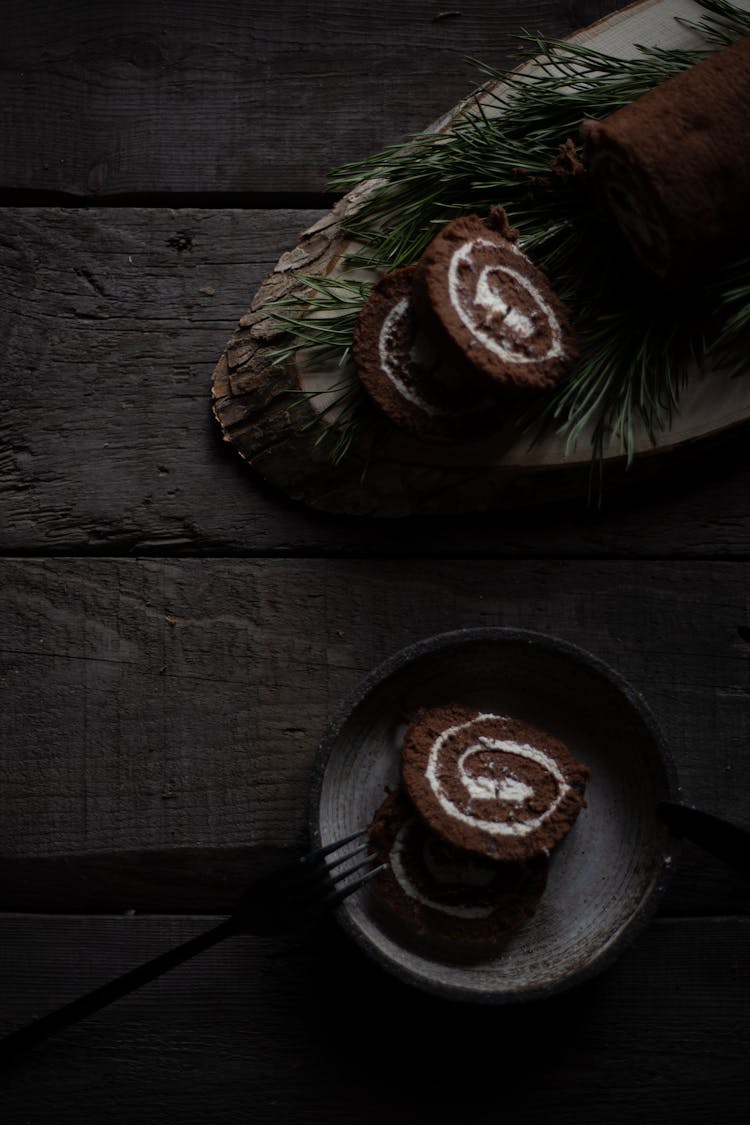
[
  {"left": 4, "top": 208, "right": 750, "bottom": 556},
  {"left": 0, "top": 836, "right": 747, "bottom": 918},
  {"left": 0, "top": 1, "right": 624, "bottom": 197},
  {"left": 0, "top": 206, "right": 323, "bottom": 552},
  {"left": 1, "top": 558, "right": 749, "bottom": 916},
  {"left": 0, "top": 914, "right": 747, "bottom": 1124}
]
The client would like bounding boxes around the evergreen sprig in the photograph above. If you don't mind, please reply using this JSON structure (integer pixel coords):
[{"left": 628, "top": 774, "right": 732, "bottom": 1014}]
[
  {"left": 264, "top": 276, "right": 372, "bottom": 463},
  {"left": 266, "top": 275, "right": 368, "bottom": 366},
  {"left": 267, "top": 0, "right": 750, "bottom": 470}
]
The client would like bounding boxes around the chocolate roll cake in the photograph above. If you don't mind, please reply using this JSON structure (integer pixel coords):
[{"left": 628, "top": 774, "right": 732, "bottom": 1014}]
[
  {"left": 581, "top": 35, "right": 750, "bottom": 277},
  {"left": 368, "top": 790, "right": 549, "bottom": 943},
  {"left": 402, "top": 705, "right": 589, "bottom": 863},
  {"left": 414, "top": 208, "right": 577, "bottom": 390},
  {"left": 352, "top": 265, "right": 498, "bottom": 443}
]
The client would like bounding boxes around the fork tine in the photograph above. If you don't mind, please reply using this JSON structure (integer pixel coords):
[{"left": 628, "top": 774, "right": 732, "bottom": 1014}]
[
  {"left": 294, "top": 843, "right": 372, "bottom": 901},
  {"left": 322, "top": 861, "right": 387, "bottom": 911},
  {"left": 325, "top": 841, "right": 368, "bottom": 873},
  {"left": 302, "top": 829, "right": 366, "bottom": 865},
  {"left": 238, "top": 833, "right": 383, "bottom": 934},
  {"left": 326, "top": 850, "right": 378, "bottom": 883}
]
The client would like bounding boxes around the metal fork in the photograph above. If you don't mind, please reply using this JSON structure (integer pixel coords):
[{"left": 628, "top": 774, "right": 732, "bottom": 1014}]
[{"left": 0, "top": 830, "right": 384, "bottom": 1060}]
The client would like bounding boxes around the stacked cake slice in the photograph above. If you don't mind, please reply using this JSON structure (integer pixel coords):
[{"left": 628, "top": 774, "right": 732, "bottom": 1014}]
[
  {"left": 368, "top": 704, "right": 590, "bottom": 943},
  {"left": 353, "top": 208, "right": 578, "bottom": 443}
]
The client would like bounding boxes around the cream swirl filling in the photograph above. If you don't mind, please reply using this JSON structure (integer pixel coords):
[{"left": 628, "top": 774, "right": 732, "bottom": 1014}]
[
  {"left": 447, "top": 238, "right": 564, "bottom": 363},
  {"left": 378, "top": 297, "right": 445, "bottom": 416},
  {"left": 389, "top": 821, "right": 497, "bottom": 919},
  {"left": 425, "top": 713, "right": 570, "bottom": 837}
]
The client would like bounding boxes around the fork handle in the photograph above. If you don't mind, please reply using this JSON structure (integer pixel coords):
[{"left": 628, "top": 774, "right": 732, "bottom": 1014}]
[{"left": 0, "top": 916, "right": 238, "bottom": 1062}]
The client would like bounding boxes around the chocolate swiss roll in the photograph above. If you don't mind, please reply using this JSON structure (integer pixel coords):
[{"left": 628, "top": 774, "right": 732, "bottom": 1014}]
[
  {"left": 414, "top": 208, "right": 577, "bottom": 390},
  {"left": 401, "top": 705, "right": 590, "bottom": 863},
  {"left": 352, "top": 264, "right": 498, "bottom": 443},
  {"left": 581, "top": 35, "right": 750, "bottom": 277},
  {"left": 367, "top": 790, "right": 549, "bottom": 943}
]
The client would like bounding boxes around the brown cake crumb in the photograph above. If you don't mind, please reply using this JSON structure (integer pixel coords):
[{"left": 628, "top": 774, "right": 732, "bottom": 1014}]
[{"left": 551, "top": 138, "right": 585, "bottom": 182}]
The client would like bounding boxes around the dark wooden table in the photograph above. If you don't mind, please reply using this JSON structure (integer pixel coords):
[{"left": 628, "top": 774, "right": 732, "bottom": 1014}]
[{"left": 1, "top": 2, "right": 748, "bottom": 1121}]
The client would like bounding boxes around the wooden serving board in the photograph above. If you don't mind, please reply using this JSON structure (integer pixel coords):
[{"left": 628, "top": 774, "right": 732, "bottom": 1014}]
[{"left": 211, "top": 0, "right": 750, "bottom": 516}]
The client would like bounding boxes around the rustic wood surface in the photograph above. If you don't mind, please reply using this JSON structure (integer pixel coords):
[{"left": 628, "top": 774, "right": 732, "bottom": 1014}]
[
  {"left": 1, "top": 916, "right": 747, "bottom": 1125},
  {"left": 4, "top": 206, "right": 750, "bottom": 555},
  {"left": 3, "top": 556, "right": 750, "bottom": 854},
  {"left": 1, "top": 558, "right": 749, "bottom": 919},
  {"left": 0, "top": 1, "right": 618, "bottom": 198},
  {"left": 1, "top": 1, "right": 749, "bottom": 1122}
]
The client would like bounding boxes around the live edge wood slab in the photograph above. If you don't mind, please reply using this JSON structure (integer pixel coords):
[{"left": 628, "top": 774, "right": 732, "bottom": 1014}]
[{"left": 211, "top": 0, "right": 750, "bottom": 516}]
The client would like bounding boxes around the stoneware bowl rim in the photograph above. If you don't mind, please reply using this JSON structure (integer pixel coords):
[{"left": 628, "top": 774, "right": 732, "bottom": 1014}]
[{"left": 309, "top": 626, "right": 681, "bottom": 1003}]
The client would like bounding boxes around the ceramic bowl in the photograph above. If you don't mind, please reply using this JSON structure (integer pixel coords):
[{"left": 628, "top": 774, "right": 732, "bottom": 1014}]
[{"left": 310, "top": 627, "right": 679, "bottom": 1002}]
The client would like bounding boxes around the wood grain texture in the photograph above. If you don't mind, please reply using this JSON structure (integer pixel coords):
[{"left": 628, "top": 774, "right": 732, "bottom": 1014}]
[
  {"left": 0, "top": 1, "right": 746, "bottom": 1116},
  {"left": 0, "top": 0, "right": 623, "bottom": 196},
  {"left": 4, "top": 208, "right": 750, "bottom": 555},
  {"left": 1, "top": 557, "right": 749, "bottom": 917},
  {"left": 0, "top": 914, "right": 747, "bottom": 1124},
  {"left": 0, "top": 206, "right": 323, "bottom": 552},
  {"left": 1, "top": 837, "right": 745, "bottom": 918}
]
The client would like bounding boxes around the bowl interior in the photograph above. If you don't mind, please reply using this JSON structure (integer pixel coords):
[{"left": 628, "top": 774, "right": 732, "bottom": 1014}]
[{"left": 315, "top": 630, "right": 676, "bottom": 1002}]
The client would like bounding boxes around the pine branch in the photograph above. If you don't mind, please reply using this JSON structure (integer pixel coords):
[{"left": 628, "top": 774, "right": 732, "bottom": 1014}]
[{"left": 265, "top": 0, "right": 750, "bottom": 471}]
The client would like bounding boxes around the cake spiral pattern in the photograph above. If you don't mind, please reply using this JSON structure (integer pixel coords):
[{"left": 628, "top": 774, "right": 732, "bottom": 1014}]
[
  {"left": 402, "top": 705, "right": 590, "bottom": 862},
  {"left": 426, "top": 713, "right": 571, "bottom": 837},
  {"left": 415, "top": 209, "right": 577, "bottom": 389},
  {"left": 367, "top": 790, "right": 549, "bottom": 943},
  {"left": 447, "top": 238, "right": 565, "bottom": 367},
  {"left": 352, "top": 264, "right": 498, "bottom": 443}
]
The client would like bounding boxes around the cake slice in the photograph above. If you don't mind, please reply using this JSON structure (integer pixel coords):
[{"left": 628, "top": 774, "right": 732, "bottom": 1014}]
[
  {"left": 401, "top": 704, "right": 590, "bottom": 863},
  {"left": 352, "top": 264, "right": 499, "bottom": 443},
  {"left": 367, "top": 789, "right": 549, "bottom": 943},
  {"left": 414, "top": 207, "right": 577, "bottom": 389}
]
